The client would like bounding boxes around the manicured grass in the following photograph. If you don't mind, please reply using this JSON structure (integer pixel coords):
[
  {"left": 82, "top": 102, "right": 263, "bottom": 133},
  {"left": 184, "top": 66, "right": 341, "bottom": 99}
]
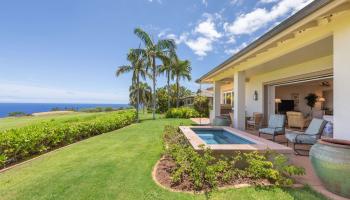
[
  {"left": 0, "top": 114, "right": 326, "bottom": 200},
  {"left": 0, "top": 112, "right": 109, "bottom": 130}
]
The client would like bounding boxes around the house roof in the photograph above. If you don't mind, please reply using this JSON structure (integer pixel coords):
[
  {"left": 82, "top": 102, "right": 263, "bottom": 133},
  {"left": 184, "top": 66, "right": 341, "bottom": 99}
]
[
  {"left": 181, "top": 89, "right": 213, "bottom": 99},
  {"left": 196, "top": 0, "right": 332, "bottom": 83}
]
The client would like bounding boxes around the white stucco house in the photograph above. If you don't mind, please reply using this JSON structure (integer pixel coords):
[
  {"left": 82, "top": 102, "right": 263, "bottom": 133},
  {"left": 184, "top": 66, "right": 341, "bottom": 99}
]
[{"left": 196, "top": 0, "right": 350, "bottom": 140}]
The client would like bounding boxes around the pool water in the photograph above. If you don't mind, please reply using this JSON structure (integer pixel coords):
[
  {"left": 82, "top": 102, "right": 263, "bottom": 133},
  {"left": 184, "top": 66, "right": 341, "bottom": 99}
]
[{"left": 191, "top": 128, "right": 254, "bottom": 144}]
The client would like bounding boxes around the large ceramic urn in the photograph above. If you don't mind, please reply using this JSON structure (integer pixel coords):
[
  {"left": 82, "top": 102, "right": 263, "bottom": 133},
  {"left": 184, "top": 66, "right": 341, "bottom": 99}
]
[{"left": 310, "top": 138, "right": 350, "bottom": 198}]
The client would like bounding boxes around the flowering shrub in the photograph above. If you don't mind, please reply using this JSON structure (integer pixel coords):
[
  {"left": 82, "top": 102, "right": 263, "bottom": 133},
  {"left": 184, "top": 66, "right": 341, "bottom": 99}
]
[
  {"left": 0, "top": 110, "right": 136, "bottom": 166},
  {"left": 165, "top": 107, "right": 199, "bottom": 118}
]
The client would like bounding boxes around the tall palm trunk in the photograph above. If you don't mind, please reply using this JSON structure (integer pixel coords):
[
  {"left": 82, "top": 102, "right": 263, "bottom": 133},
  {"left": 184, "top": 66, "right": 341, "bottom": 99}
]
[
  {"left": 167, "top": 70, "right": 171, "bottom": 110},
  {"left": 136, "top": 74, "right": 140, "bottom": 122},
  {"left": 176, "top": 75, "right": 179, "bottom": 107},
  {"left": 152, "top": 56, "right": 156, "bottom": 120}
]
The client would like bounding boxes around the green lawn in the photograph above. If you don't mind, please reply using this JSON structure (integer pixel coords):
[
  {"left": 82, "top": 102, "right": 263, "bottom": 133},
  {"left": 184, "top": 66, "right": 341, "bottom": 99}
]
[
  {"left": 0, "top": 114, "right": 326, "bottom": 200},
  {"left": 0, "top": 112, "right": 108, "bottom": 130}
]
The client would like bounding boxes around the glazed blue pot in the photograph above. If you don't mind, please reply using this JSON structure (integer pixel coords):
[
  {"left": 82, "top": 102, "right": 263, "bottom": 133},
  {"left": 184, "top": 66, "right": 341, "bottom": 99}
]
[
  {"left": 310, "top": 139, "right": 350, "bottom": 198},
  {"left": 212, "top": 116, "right": 230, "bottom": 126}
]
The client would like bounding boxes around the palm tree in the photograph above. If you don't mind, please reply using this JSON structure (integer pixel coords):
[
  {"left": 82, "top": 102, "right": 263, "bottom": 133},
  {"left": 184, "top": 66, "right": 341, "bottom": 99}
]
[
  {"left": 139, "top": 82, "right": 152, "bottom": 113},
  {"left": 133, "top": 28, "right": 176, "bottom": 120},
  {"left": 172, "top": 59, "right": 191, "bottom": 107},
  {"left": 158, "top": 51, "right": 177, "bottom": 110},
  {"left": 129, "top": 82, "right": 152, "bottom": 114},
  {"left": 116, "top": 49, "right": 148, "bottom": 122}
]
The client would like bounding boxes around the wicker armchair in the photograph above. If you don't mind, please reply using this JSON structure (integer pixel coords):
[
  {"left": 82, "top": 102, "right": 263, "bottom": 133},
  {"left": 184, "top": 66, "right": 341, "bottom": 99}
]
[
  {"left": 286, "top": 111, "right": 309, "bottom": 131},
  {"left": 247, "top": 112, "right": 263, "bottom": 130}
]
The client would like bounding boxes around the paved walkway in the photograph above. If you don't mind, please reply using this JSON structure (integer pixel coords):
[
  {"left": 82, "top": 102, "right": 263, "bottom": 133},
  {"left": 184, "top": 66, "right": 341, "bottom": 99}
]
[{"left": 190, "top": 118, "right": 210, "bottom": 125}]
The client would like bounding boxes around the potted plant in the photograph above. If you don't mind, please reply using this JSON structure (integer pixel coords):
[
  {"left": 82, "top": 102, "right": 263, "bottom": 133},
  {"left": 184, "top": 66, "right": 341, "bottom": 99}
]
[
  {"left": 310, "top": 138, "right": 350, "bottom": 198},
  {"left": 304, "top": 93, "right": 318, "bottom": 117}
]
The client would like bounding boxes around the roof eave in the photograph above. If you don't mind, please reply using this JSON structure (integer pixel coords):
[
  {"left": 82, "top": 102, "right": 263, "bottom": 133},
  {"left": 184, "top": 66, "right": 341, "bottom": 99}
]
[{"left": 196, "top": 0, "right": 332, "bottom": 84}]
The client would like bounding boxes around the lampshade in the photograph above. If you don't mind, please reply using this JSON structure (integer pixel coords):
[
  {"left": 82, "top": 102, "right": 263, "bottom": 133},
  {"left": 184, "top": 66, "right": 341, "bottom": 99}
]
[
  {"left": 319, "top": 97, "right": 326, "bottom": 102},
  {"left": 275, "top": 98, "right": 282, "bottom": 103}
]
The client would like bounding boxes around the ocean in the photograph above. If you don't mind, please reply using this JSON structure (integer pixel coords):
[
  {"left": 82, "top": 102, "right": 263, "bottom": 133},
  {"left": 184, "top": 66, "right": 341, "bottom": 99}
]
[{"left": 0, "top": 103, "right": 129, "bottom": 118}]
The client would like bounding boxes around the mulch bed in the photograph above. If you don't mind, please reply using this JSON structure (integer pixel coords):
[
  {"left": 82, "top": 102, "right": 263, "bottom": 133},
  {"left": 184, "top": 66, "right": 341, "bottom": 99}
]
[{"left": 154, "top": 156, "right": 270, "bottom": 193}]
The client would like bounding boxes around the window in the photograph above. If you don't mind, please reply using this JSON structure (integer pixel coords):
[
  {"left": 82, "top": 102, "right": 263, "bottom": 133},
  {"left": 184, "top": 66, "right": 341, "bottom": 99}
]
[{"left": 223, "top": 91, "right": 233, "bottom": 105}]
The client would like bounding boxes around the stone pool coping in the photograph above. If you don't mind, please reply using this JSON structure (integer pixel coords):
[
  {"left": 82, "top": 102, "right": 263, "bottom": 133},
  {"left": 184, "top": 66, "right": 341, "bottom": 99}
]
[{"left": 179, "top": 126, "right": 293, "bottom": 155}]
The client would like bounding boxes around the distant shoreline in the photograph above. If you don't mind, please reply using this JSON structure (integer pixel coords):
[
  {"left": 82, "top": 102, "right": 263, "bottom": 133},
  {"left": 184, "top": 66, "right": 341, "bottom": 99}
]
[{"left": 0, "top": 103, "right": 129, "bottom": 118}]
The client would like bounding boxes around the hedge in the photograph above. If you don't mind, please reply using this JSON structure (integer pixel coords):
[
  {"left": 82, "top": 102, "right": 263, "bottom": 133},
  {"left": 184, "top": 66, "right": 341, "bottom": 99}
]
[
  {"left": 0, "top": 109, "right": 136, "bottom": 166},
  {"left": 165, "top": 107, "right": 200, "bottom": 119}
]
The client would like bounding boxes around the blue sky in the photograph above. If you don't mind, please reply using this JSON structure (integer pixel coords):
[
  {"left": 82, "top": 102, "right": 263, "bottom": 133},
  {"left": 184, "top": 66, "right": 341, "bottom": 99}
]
[{"left": 0, "top": 0, "right": 312, "bottom": 104}]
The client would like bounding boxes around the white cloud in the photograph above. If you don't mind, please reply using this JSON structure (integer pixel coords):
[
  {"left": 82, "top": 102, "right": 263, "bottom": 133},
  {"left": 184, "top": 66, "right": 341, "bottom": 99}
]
[
  {"left": 147, "top": 0, "right": 162, "bottom": 4},
  {"left": 158, "top": 0, "right": 312, "bottom": 57},
  {"left": 202, "top": 0, "right": 208, "bottom": 7},
  {"left": 227, "top": 36, "right": 236, "bottom": 44},
  {"left": 166, "top": 33, "right": 188, "bottom": 44},
  {"left": 157, "top": 28, "right": 170, "bottom": 38},
  {"left": 230, "top": 0, "right": 244, "bottom": 6},
  {"left": 163, "top": 13, "right": 223, "bottom": 57},
  {"left": 224, "top": 42, "right": 247, "bottom": 55},
  {"left": 194, "top": 16, "right": 222, "bottom": 40},
  {"left": 260, "top": 0, "right": 279, "bottom": 3},
  {"left": 185, "top": 37, "right": 213, "bottom": 57},
  {"left": 224, "top": 0, "right": 313, "bottom": 35},
  {"left": 186, "top": 15, "right": 222, "bottom": 57},
  {"left": 0, "top": 83, "right": 128, "bottom": 104}
]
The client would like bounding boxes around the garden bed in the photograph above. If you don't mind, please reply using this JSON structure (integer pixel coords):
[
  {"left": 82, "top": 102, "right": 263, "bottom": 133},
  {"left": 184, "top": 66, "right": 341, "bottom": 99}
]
[
  {"left": 153, "top": 156, "right": 270, "bottom": 193},
  {"left": 157, "top": 125, "right": 306, "bottom": 194}
]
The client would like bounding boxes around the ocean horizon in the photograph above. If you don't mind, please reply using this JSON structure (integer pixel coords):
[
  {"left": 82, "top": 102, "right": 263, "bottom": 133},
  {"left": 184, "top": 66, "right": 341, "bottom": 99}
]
[{"left": 0, "top": 103, "right": 129, "bottom": 118}]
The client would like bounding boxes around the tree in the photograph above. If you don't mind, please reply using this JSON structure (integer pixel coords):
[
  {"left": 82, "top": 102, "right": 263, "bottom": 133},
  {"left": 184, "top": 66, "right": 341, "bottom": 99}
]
[
  {"left": 133, "top": 28, "right": 176, "bottom": 120},
  {"left": 158, "top": 51, "right": 177, "bottom": 110},
  {"left": 172, "top": 59, "right": 191, "bottom": 107},
  {"left": 155, "top": 87, "right": 169, "bottom": 113},
  {"left": 116, "top": 49, "right": 148, "bottom": 122},
  {"left": 129, "top": 82, "right": 152, "bottom": 114},
  {"left": 156, "top": 84, "right": 193, "bottom": 113},
  {"left": 193, "top": 95, "right": 210, "bottom": 117},
  {"left": 305, "top": 93, "right": 319, "bottom": 116}
]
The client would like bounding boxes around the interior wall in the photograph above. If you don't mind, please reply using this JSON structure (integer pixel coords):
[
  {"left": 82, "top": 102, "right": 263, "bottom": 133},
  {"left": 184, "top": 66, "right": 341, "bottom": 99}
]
[
  {"left": 275, "top": 82, "right": 331, "bottom": 116},
  {"left": 323, "top": 90, "right": 333, "bottom": 111},
  {"left": 244, "top": 55, "right": 332, "bottom": 117}
]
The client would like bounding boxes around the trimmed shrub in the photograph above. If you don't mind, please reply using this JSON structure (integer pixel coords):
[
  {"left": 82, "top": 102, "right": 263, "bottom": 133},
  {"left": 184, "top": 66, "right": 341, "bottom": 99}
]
[
  {"left": 0, "top": 109, "right": 136, "bottom": 166},
  {"left": 193, "top": 95, "right": 210, "bottom": 117},
  {"left": 165, "top": 107, "right": 200, "bottom": 118}
]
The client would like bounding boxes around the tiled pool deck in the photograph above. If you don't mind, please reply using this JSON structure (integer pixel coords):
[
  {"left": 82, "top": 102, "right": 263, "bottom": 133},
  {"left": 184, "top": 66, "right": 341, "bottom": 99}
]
[
  {"left": 190, "top": 118, "right": 210, "bottom": 125},
  {"left": 179, "top": 126, "right": 292, "bottom": 155}
]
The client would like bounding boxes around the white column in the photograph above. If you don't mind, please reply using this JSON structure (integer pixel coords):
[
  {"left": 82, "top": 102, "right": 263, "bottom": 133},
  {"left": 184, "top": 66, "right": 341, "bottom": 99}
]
[
  {"left": 333, "top": 24, "right": 350, "bottom": 140},
  {"left": 213, "top": 81, "right": 221, "bottom": 117},
  {"left": 267, "top": 85, "right": 276, "bottom": 118},
  {"left": 233, "top": 71, "right": 246, "bottom": 130}
]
